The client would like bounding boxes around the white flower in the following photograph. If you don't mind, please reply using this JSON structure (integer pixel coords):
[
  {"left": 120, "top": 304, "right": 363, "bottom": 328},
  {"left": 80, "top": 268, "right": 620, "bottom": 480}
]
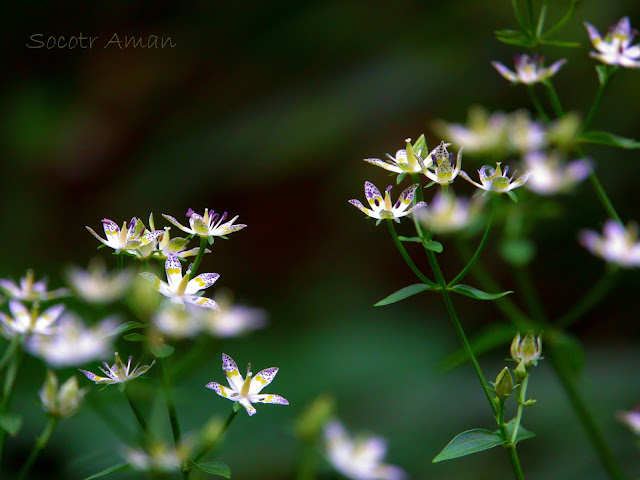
[
  {"left": 418, "top": 192, "right": 481, "bottom": 234},
  {"left": 139, "top": 254, "right": 219, "bottom": 309},
  {"left": 420, "top": 141, "right": 462, "bottom": 185},
  {"left": 199, "top": 291, "right": 267, "bottom": 338},
  {"left": 507, "top": 111, "right": 547, "bottom": 154},
  {"left": 29, "top": 313, "right": 116, "bottom": 367},
  {"left": 364, "top": 138, "right": 432, "bottom": 174},
  {"left": 324, "top": 420, "right": 406, "bottom": 480},
  {"left": 460, "top": 163, "right": 530, "bottom": 194},
  {"left": 86, "top": 217, "right": 164, "bottom": 253},
  {"left": 585, "top": 17, "right": 640, "bottom": 68},
  {"left": 349, "top": 183, "right": 426, "bottom": 223},
  {"left": 523, "top": 152, "right": 591, "bottom": 195},
  {"left": 80, "top": 352, "right": 155, "bottom": 385},
  {"left": 163, "top": 208, "right": 246, "bottom": 239},
  {"left": 66, "top": 260, "right": 133, "bottom": 304},
  {"left": 205, "top": 353, "right": 289, "bottom": 416},
  {"left": 0, "top": 301, "right": 65, "bottom": 338},
  {"left": 40, "top": 371, "right": 87, "bottom": 418},
  {"left": 435, "top": 106, "right": 509, "bottom": 155},
  {"left": 153, "top": 304, "right": 201, "bottom": 339},
  {"left": 579, "top": 220, "right": 640, "bottom": 268},
  {"left": 492, "top": 54, "right": 566, "bottom": 84},
  {"left": 617, "top": 410, "right": 640, "bottom": 435},
  {"left": 124, "top": 443, "right": 189, "bottom": 472},
  {"left": 0, "top": 270, "right": 69, "bottom": 302}
]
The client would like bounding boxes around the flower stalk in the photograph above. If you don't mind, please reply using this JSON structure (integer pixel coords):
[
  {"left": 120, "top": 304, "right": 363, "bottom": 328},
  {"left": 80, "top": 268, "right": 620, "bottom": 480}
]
[{"left": 16, "top": 417, "right": 58, "bottom": 480}]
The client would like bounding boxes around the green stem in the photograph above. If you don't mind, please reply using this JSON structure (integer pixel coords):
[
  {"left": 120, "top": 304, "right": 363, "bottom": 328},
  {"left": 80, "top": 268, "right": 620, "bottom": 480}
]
[
  {"left": 525, "top": 0, "right": 536, "bottom": 35},
  {"left": 541, "top": 2, "right": 576, "bottom": 39},
  {"left": 16, "top": 417, "right": 58, "bottom": 480},
  {"left": 85, "top": 395, "right": 131, "bottom": 441},
  {"left": 510, "top": 374, "right": 529, "bottom": 444},
  {"left": 386, "top": 221, "right": 436, "bottom": 287},
  {"left": 184, "top": 408, "right": 238, "bottom": 476},
  {"left": 117, "top": 253, "right": 124, "bottom": 273},
  {"left": 189, "top": 237, "right": 209, "bottom": 280},
  {"left": 497, "top": 400, "right": 524, "bottom": 480},
  {"left": 513, "top": 267, "right": 546, "bottom": 324},
  {"left": 296, "top": 440, "right": 317, "bottom": 480},
  {"left": 0, "top": 336, "right": 21, "bottom": 373},
  {"left": 158, "top": 358, "right": 181, "bottom": 446},
  {"left": 448, "top": 214, "right": 494, "bottom": 287},
  {"left": 0, "top": 342, "right": 24, "bottom": 460},
  {"left": 170, "top": 337, "right": 219, "bottom": 383},
  {"left": 585, "top": 168, "right": 622, "bottom": 224},
  {"left": 542, "top": 80, "right": 564, "bottom": 117},
  {"left": 583, "top": 66, "right": 617, "bottom": 132},
  {"left": 527, "top": 86, "right": 550, "bottom": 123},
  {"left": 124, "top": 389, "right": 149, "bottom": 435},
  {"left": 557, "top": 267, "right": 619, "bottom": 329}
]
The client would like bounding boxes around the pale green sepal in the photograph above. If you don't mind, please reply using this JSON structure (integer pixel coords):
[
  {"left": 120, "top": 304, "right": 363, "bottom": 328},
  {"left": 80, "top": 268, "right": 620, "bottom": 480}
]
[{"left": 507, "top": 191, "right": 518, "bottom": 203}]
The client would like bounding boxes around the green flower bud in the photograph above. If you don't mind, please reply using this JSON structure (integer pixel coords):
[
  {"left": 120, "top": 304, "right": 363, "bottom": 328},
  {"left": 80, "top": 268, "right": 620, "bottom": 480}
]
[
  {"left": 39, "top": 371, "right": 87, "bottom": 418},
  {"left": 494, "top": 367, "right": 513, "bottom": 401},
  {"left": 510, "top": 330, "right": 542, "bottom": 368}
]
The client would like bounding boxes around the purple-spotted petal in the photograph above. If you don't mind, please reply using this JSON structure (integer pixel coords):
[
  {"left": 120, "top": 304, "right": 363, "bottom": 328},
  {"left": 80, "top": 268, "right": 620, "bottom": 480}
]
[
  {"left": 249, "top": 367, "right": 279, "bottom": 394},
  {"left": 185, "top": 273, "right": 219, "bottom": 295},
  {"left": 364, "top": 182, "right": 384, "bottom": 209},
  {"left": 164, "top": 255, "right": 183, "bottom": 290}
]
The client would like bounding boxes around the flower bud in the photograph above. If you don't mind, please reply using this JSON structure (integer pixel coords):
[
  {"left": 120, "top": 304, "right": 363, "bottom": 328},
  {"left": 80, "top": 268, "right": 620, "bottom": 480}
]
[
  {"left": 510, "top": 330, "right": 542, "bottom": 368},
  {"left": 295, "top": 395, "right": 336, "bottom": 441},
  {"left": 494, "top": 367, "right": 513, "bottom": 401},
  {"left": 39, "top": 371, "right": 87, "bottom": 418}
]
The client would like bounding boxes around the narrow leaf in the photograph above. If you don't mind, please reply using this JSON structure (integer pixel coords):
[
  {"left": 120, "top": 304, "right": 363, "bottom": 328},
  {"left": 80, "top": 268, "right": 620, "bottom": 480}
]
[
  {"left": 0, "top": 413, "right": 22, "bottom": 436},
  {"left": 374, "top": 284, "right": 435, "bottom": 307},
  {"left": 123, "top": 333, "right": 147, "bottom": 342},
  {"left": 541, "top": 39, "right": 580, "bottom": 47},
  {"left": 580, "top": 130, "right": 640, "bottom": 149},
  {"left": 83, "top": 463, "right": 131, "bottom": 480},
  {"left": 433, "top": 429, "right": 505, "bottom": 462},
  {"left": 193, "top": 461, "right": 232, "bottom": 478},
  {"left": 450, "top": 284, "right": 513, "bottom": 301},
  {"left": 107, "top": 321, "right": 145, "bottom": 338},
  {"left": 424, "top": 240, "right": 444, "bottom": 253},
  {"left": 397, "top": 236, "right": 422, "bottom": 243}
]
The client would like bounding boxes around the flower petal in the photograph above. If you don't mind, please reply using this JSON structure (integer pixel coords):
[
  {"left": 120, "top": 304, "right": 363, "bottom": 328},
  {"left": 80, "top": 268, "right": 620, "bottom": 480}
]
[
  {"left": 239, "top": 398, "right": 257, "bottom": 416},
  {"left": 364, "top": 182, "right": 384, "bottom": 210},
  {"left": 185, "top": 273, "right": 220, "bottom": 295},
  {"left": 205, "top": 381, "right": 236, "bottom": 399},
  {"left": 253, "top": 393, "right": 289, "bottom": 405},
  {"left": 165, "top": 255, "right": 183, "bottom": 290},
  {"left": 162, "top": 214, "right": 192, "bottom": 234},
  {"left": 222, "top": 353, "right": 244, "bottom": 391},
  {"left": 249, "top": 367, "right": 278, "bottom": 394}
]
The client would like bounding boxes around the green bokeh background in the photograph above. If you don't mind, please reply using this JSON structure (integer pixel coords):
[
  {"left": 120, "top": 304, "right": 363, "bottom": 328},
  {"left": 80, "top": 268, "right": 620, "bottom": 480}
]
[{"left": 1, "top": 1, "right": 640, "bottom": 479}]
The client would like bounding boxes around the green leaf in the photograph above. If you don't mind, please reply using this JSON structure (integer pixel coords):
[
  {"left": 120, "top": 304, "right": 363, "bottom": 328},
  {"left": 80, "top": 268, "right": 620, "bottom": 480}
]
[
  {"left": 540, "top": 39, "right": 580, "bottom": 48},
  {"left": 433, "top": 429, "right": 505, "bottom": 462},
  {"left": 107, "top": 321, "right": 145, "bottom": 338},
  {"left": 193, "top": 461, "right": 232, "bottom": 478},
  {"left": 397, "top": 236, "right": 422, "bottom": 243},
  {"left": 424, "top": 240, "right": 443, "bottom": 253},
  {"left": 579, "top": 130, "right": 640, "bottom": 149},
  {"left": 496, "top": 420, "right": 536, "bottom": 444},
  {"left": 440, "top": 324, "right": 517, "bottom": 371},
  {"left": 374, "top": 284, "right": 435, "bottom": 307},
  {"left": 83, "top": 463, "right": 131, "bottom": 480},
  {"left": 450, "top": 284, "right": 513, "bottom": 301},
  {"left": 150, "top": 343, "right": 175, "bottom": 359},
  {"left": 506, "top": 191, "right": 518, "bottom": 203},
  {"left": 123, "top": 333, "right": 147, "bottom": 342},
  {"left": 494, "top": 29, "right": 532, "bottom": 47},
  {"left": 208, "top": 236, "right": 215, "bottom": 245},
  {"left": 0, "top": 413, "right": 22, "bottom": 436},
  {"left": 547, "top": 330, "right": 585, "bottom": 375},
  {"left": 596, "top": 65, "right": 608, "bottom": 86}
]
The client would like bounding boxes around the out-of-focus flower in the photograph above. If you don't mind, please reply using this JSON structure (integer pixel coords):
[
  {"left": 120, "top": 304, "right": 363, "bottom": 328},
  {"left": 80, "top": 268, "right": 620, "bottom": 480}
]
[
  {"left": 579, "top": 220, "right": 640, "bottom": 268},
  {"left": 546, "top": 113, "right": 582, "bottom": 150},
  {"left": 510, "top": 331, "right": 542, "bottom": 370},
  {"left": 80, "top": 352, "right": 155, "bottom": 385},
  {"left": 0, "top": 270, "right": 69, "bottom": 302},
  {"left": 617, "top": 409, "right": 640, "bottom": 435},
  {"left": 86, "top": 217, "right": 164, "bottom": 253},
  {"left": 199, "top": 291, "right": 267, "bottom": 338},
  {"left": 420, "top": 141, "right": 462, "bottom": 185},
  {"left": 523, "top": 151, "right": 591, "bottom": 195},
  {"left": 40, "top": 371, "right": 87, "bottom": 418},
  {"left": 364, "top": 138, "right": 432, "bottom": 174},
  {"left": 153, "top": 228, "right": 209, "bottom": 260},
  {"left": 66, "top": 260, "right": 133, "bottom": 304},
  {"left": 163, "top": 208, "right": 246, "bottom": 239},
  {"left": 584, "top": 17, "right": 640, "bottom": 68},
  {"left": 29, "top": 313, "right": 116, "bottom": 367},
  {"left": 434, "top": 106, "right": 508, "bottom": 155},
  {"left": 508, "top": 111, "right": 546, "bottom": 154},
  {"left": 0, "top": 301, "right": 65, "bottom": 338},
  {"left": 140, "top": 254, "right": 219, "bottom": 309},
  {"left": 205, "top": 353, "right": 289, "bottom": 416},
  {"left": 153, "top": 304, "right": 201, "bottom": 339},
  {"left": 418, "top": 192, "right": 481, "bottom": 234},
  {"left": 324, "top": 420, "right": 406, "bottom": 480},
  {"left": 349, "top": 183, "right": 426, "bottom": 223},
  {"left": 491, "top": 54, "right": 566, "bottom": 84},
  {"left": 124, "top": 442, "right": 189, "bottom": 472},
  {"left": 460, "top": 163, "right": 530, "bottom": 194}
]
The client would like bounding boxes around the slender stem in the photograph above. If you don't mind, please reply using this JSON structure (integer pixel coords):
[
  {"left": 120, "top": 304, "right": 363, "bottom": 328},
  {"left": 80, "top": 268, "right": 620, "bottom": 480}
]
[
  {"left": 496, "top": 400, "right": 524, "bottom": 480},
  {"left": 511, "top": 0, "right": 527, "bottom": 32},
  {"left": 189, "top": 237, "right": 209, "bottom": 280},
  {"left": 184, "top": 408, "right": 238, "bottom": 476},
  {"left": 583, "top": 66, "right": 617, "bottom": 132},
  {"left": 510, "top": 374, "right": 529, "bottom": 444},
  {"left": 16, "top": 417, "right": 58, "bottom": 480},
  {"left": 585, "top": 168, "right": 622, "bottom": 224},
  {"left": 124, "top": 389, "right": 149, "bottom": 435},
  {"left": 386, "top": 221, "right": 436, "bottom": 287},
  {"left": 0, "top": 336, "right": 21, "bottom": 373},
  {"left": 557, "top": 267, "right": 619, "bottom": 329},
  {"left": 158, "top": 358, "right": 181, "bottom": 446},
  {"left": 541, "top": 3, "right": 576, "bottom": 39},
  {"left": 448, "top": 214, "right": 494, "bottom": 287},
  {"left": 542, "top": 80, "right": 564, "bottom": 117},
  {"left": 117, "top": 253, "right": 124, "bottom": 273},
  {"left": 527, "top": 86, "right": 550, "bottom": 123},
  {"left": 0, "top": 342, "right": 24, "bottom": 460},
  {"left": 513, "top": 267, "right": 546, "bottom": 324},
  {"left": 525, "top": 0, "right": 535, "bottom": 35},
  {"left": 296, "top": 440, "right": 318, "bottom": 480},
  {"left": 170, "top": 337, "right": 218, "bottom": 383}
]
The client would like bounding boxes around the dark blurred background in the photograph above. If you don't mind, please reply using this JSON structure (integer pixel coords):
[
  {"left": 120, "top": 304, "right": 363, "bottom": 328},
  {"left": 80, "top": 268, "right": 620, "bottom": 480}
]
[{"left": 2, "top": 1, "right": 640, "bottom": 479}]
